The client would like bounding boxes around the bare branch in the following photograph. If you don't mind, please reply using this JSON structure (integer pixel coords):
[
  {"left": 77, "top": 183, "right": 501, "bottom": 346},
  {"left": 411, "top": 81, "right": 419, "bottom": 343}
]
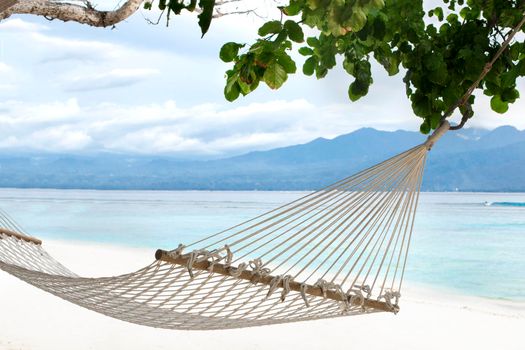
[
  {"left": 0, "top": 0, "right": 18, "bottom": 13},
  {"left": 214, "top": 8, "right": 261, "bottom": 18},
  {"left": 1, "top": 0, "right": 273, "bottom": 28},
  {"left": 0, "top": 0, "right": 144, "bottom": 27}
]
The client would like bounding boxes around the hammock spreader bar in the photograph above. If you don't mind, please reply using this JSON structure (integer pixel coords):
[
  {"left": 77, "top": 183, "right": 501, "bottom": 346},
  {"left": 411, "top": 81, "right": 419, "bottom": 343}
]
[
  {"left": 0, "top": 227, "right": 42, "bottom": 245},
  {"left": 155, "top": 249, "right": 396, "bottom": 312}
]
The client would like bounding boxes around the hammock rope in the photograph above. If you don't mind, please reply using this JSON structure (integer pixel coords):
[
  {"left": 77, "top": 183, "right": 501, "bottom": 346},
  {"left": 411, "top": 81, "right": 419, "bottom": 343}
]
[
  {"left": 0, "top": 122, "right": 446, "bottom": 330},
  {"left": 1, "top": 13, "right": 524, "bottom": 330}
]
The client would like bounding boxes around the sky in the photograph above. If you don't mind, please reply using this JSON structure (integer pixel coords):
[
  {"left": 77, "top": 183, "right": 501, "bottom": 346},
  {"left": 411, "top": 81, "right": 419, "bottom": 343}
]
[{"left": 1, "top": 1, "right": 525, "bottom": 159}]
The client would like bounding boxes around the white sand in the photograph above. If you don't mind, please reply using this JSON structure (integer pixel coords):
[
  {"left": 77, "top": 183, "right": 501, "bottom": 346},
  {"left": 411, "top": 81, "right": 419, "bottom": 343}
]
[{"left": 1, "top": 240, "right": 523, "bottom": 350}]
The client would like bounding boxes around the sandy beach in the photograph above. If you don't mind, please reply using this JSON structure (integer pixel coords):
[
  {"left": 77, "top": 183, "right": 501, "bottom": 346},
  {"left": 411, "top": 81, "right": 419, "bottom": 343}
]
[{"left": 1, "top": 240, "right": 524, "bottom": 350}]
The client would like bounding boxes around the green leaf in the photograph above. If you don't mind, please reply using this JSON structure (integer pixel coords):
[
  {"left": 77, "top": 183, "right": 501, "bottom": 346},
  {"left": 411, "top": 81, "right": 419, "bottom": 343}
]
[
  {"left": 238, "top": 78, "right": 252, "bottom": 95},
  {"left": 373, "top": 17, "right": 386, "bottom": 40},
  {"left": 348, "top": 7, "right": 367, "bottom": 32},
  {"left": 298, "top": 47, "right": 314, "bottom": 56},
  {"left": 197, "top": 0, "right": 215, "bottom": 37},
  {"left": 490, "top": 95, "right": 509, "bottom": 114},
  {"left": 277, "top": 52, "right": 297, "bottom": 74},
  {"left": 423, "top": 53, "right": 444, "bottom": 71},
  {"left": 429, "top": 113, "right": 441, "bottom": 129},
  {"left": 316, "top": 66, "right": 328, "bottom": 79},
  {"left": 220, "top": 42, "right": 244, "bottom": 62},
  {"left": 369, "top": 0, "right": 385, "bottom": 9},
  {"left": 348, "top": 79, "right": 369, "bottom": 101},
  {"left": 412, "top": 93, "right": 432, "bottom": 117},
  {"left": 187, "top": 0, "right": 197, "bottom": 11},
  {"left": 306, "top": 0, "right": 320, "bottom": 10},
  {"left": 169, "top": 0, "right": 186, "bottom": 14},
  {"left": 303, "top": 56, "right": 316, "bottom": 76},
  {"left": 446, "top": 13, "right": 458, "bottom": 23},
  {"left": 284, "top": 20, "right": 305, "bottom": 43},
  {"left": 258, "top": 21, "right": 283, "bottom": 36},
  {"left": 263, "top": 62, "right": 288, "bottom": 89},
  {"left": 502, "top": 88, "right": 520, "bottom": 103},
  {"left": 343, "top": 58, "right": 354, "bottom": 75},
  {"left": 431, "top": 7, "right": 444, "bottom": 21},
  {"left": 420, "top": 121, "right": 431, "bottom": 134},
  {"left": 284, "top": 0, "right": 302, "bottom": 16},
  {"left": 224, "top": 70, "right": 240, "bottom": 101},
  {"left": 224, "top": 82, "right": 240, "bottom": 101},
  {"left": 306, "top": 37, "right": 319, "bottom": 47},
  {"left": 143, "top": 2, "right": 152, "bottom": 10}
]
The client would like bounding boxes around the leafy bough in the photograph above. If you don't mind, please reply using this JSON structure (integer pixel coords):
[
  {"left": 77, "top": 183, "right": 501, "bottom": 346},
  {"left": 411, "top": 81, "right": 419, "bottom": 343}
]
[{"left": 220, "top": 0, "right": 525, "bottom": 133}]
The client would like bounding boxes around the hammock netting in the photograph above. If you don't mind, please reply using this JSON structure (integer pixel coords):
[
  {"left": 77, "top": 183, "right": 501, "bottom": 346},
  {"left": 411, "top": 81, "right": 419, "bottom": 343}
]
[{"left": 0, "top": 123, "right": 449, "bottom": 330}]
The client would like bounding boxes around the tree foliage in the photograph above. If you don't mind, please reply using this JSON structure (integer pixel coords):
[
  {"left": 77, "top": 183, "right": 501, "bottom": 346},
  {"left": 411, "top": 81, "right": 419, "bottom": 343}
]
[
  {"left": 145, "top": 0, "right": 216, "bottom": 36},
  {"left": 219, "top": 0, "right": 525, "bottom": 133}
]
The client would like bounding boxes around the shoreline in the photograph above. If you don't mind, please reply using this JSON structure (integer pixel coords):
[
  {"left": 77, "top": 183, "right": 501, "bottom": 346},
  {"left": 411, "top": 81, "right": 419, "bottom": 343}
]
[{"left": 1, "top": 239, "right": 524, "bottom": 350}]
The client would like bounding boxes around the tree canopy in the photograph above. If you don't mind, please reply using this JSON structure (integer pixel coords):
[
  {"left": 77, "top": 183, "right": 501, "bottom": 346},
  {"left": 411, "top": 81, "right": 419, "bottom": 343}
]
[
  {"left": 1, "top": 0, "right": 524, "bottom": 133},
  {"left": 217, "top": 0, "right": 525, "bottom": 133}
]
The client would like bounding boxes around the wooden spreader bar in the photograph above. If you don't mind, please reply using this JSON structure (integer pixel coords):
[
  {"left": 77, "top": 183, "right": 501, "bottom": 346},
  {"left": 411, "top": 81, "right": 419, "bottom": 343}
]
[
  {"left": 155, "top": 249, "right": 397, "bottom": 313},
  {"left": 0, "top": 227, "right": 42, "bottom": 245}
]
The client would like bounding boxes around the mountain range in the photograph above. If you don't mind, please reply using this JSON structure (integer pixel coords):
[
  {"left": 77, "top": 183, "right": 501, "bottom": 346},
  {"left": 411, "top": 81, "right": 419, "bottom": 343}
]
[{"left": 1, "top": 125, "right": 524, "bottom": 191}]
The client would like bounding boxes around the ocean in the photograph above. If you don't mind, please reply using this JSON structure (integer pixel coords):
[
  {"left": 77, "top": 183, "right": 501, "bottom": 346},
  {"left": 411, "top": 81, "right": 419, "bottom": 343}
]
[{"left": 0, "top": 189, "right": 524, "bottom": 301}]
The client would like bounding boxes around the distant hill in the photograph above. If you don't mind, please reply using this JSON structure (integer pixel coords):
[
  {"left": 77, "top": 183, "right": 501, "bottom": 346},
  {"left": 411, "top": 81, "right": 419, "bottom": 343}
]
[{"left": 1, "top": 126, "right": 525, "bottom": 191}]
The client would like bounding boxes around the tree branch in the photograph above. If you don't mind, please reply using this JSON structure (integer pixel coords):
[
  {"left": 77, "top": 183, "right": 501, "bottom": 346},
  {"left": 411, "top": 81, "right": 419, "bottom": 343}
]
[
  {"left": 1, "top": 0, "right": 268, "bottom": 27},
  {"left": 0, "top": 0, "right": 18, "bottom": 13},
  {"left": 0, "top": 0, "right": 144, "bottom": 27}
]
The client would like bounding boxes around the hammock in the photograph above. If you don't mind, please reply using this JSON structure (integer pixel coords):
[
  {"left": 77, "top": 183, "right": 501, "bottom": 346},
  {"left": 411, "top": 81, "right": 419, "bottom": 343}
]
[{"left": 0, "top": 122, "right": 449, "bottom": 330}]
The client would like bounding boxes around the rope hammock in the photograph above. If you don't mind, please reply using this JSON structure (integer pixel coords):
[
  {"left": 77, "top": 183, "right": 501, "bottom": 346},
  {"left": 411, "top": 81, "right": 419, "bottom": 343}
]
[
  {"left": 1, "top": 12, "right": 524, "bottom": 330},
  {"left": 0, "top": 123, "right": 448, "bottom": 330}
]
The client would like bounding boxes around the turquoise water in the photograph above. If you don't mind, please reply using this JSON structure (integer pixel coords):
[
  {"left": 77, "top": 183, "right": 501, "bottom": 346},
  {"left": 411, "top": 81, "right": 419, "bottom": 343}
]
[{"left": 0, "top": 189, "right": 524, "bottom": 301}]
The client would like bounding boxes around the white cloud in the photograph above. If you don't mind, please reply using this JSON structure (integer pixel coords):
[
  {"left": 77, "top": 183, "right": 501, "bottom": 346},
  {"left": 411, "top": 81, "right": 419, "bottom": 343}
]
[
  {"left": 30, "top": 126, "right": 93, "bottom": 151},
  {"left": 0, "top": 97, "right": 420, "bottom": 156},
  {"left": 0, "top": 18, "right": 48, "bottom": 32},
  {"left": 64, "top": 68, "right": 160, "bottom": 91},
  {"left": 0, "top": 62, "right": 12, "bottom": 73},
  {"left": 0, "top": 99, "right": 81, "bottom": 124},
  {"left": 0, "top": 84, "right": 16, "bottom": 91},
  {"left": 0, "top": 126, "right": 92, "bottom": 152}
]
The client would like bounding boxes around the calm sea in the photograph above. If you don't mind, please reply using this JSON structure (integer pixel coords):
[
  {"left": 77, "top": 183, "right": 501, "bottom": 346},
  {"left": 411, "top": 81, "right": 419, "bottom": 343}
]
[{"left": 0, "top": 189, "right": 524, "bottom": 301}]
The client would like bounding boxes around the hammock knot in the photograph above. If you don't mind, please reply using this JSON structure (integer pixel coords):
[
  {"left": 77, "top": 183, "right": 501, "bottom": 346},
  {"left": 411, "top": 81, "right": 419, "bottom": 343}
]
[
  {"left": 313, "top": 278, "right": 337, "bottom": 298},
  {"left": 185, "top": 250, "right": 197, "bottom": 278},
  {"left": 229, "top": 262, "right": 247, "bottom": 278},
  {"left": 348, "top": 286, "right": 366, "bottom": 312},
  {"left": 361, "top": 284, "right": 371, "bottom": 297},
  {"left": 167, "top": 244, "right": 185, "bottom": 259},
  {"left": 186, "top": 249, "right": 213, "bottom": 278},
  {"left": 248, "top": 258, "right": 271, "bottom": 284},
  {"left": 223, "top": 244, "right": 233, "bottom": 268},
  {"left": 379, "top": 290, "right": 401, "bottom": 314},
  {"left": 299, "top": 283, "right": 310, "bottom": 307},
  {"left": 336, "top": 286, "right": 351, "bottom": 313},
  {"left": 266, "top": 275, "right": 283, "bottom": 299},
  {"left": 204, "top": 250, "right": 223, "bottom": 273},
  {"left": 314, "top": 279, "right": 353, "bottom": 313},
  {"left": 280, "top": 275, "right": 294, "bottom": 302}
]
